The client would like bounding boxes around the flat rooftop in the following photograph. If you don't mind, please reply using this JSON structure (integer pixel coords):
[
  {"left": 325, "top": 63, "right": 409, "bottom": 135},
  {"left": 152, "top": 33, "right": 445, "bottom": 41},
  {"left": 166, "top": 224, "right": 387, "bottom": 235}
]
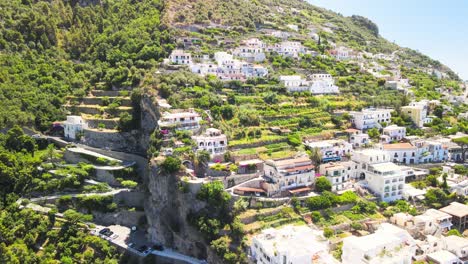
[
  {"left": 369, "top": 162, "right": 401, "bottom": 173},
  {"left": 440, "top": 202, "right": 468, "bottom": 218}
]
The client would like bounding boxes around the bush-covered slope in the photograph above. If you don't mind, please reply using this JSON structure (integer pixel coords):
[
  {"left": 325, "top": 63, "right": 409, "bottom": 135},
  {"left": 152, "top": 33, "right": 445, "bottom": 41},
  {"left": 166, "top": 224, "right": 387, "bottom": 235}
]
[{"left": 0, "top": 0, "right": 172, "bottom": 130}]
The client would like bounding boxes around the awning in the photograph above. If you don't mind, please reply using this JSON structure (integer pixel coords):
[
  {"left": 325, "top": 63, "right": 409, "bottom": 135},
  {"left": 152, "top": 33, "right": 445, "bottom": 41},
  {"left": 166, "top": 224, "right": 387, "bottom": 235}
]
[
  {"left": 234, "top": 187, "right": 266, "bottom": 193},
  {"left": 289, "top": 187, "right": 311, "bottom": 194}
]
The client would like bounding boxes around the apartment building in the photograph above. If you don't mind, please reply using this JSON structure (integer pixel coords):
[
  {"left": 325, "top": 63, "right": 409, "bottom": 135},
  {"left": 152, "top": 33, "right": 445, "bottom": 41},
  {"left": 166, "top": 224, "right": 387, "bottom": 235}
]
[
  {"left": 350, "top": 108, "right": 393, "bottom": 130},
  {"left": 264, "top": 156, "right": 315, "bottom": 191},
  {"left": 365, "top": 162, "right": 406, "bottom": 202},
  {"left": 304, "top": 139, "right": 353, "bottom": 163},
  {"left": 158, "top": 109, "right": 202, "bottom": 131},
  {"left": 382, "top": 125, "right": 406, "bottom": 143},
  {"left": 192, "top": 128, "right": 227, "bottom": 155},
  {"left": 319, "top": 161, "right": 357, "bottom": 191}
]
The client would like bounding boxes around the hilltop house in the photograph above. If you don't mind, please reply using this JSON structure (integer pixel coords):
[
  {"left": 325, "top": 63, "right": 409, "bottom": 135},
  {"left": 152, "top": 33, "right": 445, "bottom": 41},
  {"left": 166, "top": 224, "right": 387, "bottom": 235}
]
[
  {"left": 304, "top": 139, "right": 353, "bottom": 162},
  {"left": 64, "top": 115, "right": 88, "bottom": 140},
  {"left": 349, "top": 108, "right": 392, "bottom": 130},
  {"left": 309, "top": 74, "right": 340, "bottom": 94},
  {"left": 192, "top": 128, "right": 227, "bottom": 155},
  {"left": 382, "top": 125, "right": 406, "bottom": 143},
  {"left": 158, "top": 109, "right": 202, "bottom": 131},
  {"left": 319, "top": 161, "right": 357, "bottom": 191},
  {"left": 168, "top": 49, "right": 192, "bottom": 65},
  {"left": 264, "top": 156, "right": 315, "bottom": 191},
  {"left": 279, "top": 75, "right": 309, "bottom": 92},
  {"left": 345, "top": 128, "right": 370, "bottom": 147}
]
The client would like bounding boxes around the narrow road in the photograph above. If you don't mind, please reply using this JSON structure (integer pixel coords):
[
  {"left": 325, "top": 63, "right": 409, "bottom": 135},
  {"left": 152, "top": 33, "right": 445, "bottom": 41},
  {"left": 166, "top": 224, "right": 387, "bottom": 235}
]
[{"left": 27, "top": 188, "right": 130, "bottom": 203}]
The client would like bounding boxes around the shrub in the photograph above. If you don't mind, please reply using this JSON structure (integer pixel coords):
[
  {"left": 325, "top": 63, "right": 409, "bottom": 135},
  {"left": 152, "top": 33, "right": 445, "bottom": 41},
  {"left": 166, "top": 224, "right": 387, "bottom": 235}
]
[
  {"left": 323, "top": 227, "right": 334, "bottom": 238},
  {"left": 160, "top": 156, "right": 181, "bottom": 174},
  {"left": 121, "top": 180, "right": 138, "bottom": 189},
  {"left": 315, "top": 176, "right": 332, "bottom": 192}
]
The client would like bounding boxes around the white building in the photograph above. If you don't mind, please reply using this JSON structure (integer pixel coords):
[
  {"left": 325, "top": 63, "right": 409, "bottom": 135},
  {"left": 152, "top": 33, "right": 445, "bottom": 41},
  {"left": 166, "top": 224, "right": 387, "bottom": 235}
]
[
  {"left": 382, "top": 143, "right": 419, "bottom": 165},
  {"left": 443, "top": 235, "right": 468, "bottom": 261},
  {"left": 168, "top": 49, "right": 192, "bottom": 65},
  {"left": 351, "top": 149, "right": 391, "bottom": 179},
  {"left": 365, "top": 162, "right": 406, "bottom": 202},
  {"left": 350, "top": 108, "right": 393, "bottom": 130},
  {"left": 401, "top": 101, "right": 433, "bottom": 128},
  {"left": 319, "top": 161, "right": 357, "bottom": 191},
  {"left": 268, "top": 41, "right": 307, "bottom": 58},
  {"left": 309, "top": 74, "right": 340, "bottom": 94},
  {"left": 64, "top": 115, "right": 88, "bottom": 140},
  {"left": 304, "top": 139, "right": 353, "bottom": 163},
  {"left": 346, "top": 128, "right": 370, "bottom": 147},
  {"left": 382, "top": 125, "right": 406, "bottom": 143},
  {"left": 342, "top": 223, "right": 416, "bottom": 264},
  {"left": 250, "top": 225, "right": 339, "bottom": 264},
  {"left": 158, "top": 109, "right": 202, "bottom": 131},
  {"left": 390, "top": 209, "right": 453, "bottom": 235},
  {"left": 192, "top": 128, "right": 227, "bottom": 155},
  {"left": 264, "top": 156, "right": 315, "bottom": 190},
  {"left": 427, "top": 250, "right": 460, "bottom": 264},
  {"left": 329, "top": 46, "right": 358, "bottom": 60},
  {"left": 279, "top": 75, "right": 309, "bottom": 92},
  {"left": 233, "top": 38, "right": 266, "bottom": 62}
]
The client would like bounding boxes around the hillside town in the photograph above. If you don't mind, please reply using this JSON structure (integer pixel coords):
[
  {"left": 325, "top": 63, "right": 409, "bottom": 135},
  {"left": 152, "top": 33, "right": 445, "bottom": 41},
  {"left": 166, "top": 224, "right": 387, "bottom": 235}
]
[{"left": 2, "top": 0, "right": 468, "bottom": 263}]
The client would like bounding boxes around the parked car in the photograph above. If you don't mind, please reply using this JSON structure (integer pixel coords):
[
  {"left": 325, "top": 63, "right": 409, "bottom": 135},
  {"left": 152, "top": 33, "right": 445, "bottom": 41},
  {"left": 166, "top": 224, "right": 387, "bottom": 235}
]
[
  {"left": 99, "top": 228, "right": 110, "bottom": 235},
  {"left": 138, "top": 245, "right": 148, "bottom": 253},
  {"left": 127, "top": 242, "right": 135, "bottom": 248},
  {"left": 152, "top": 244, "right": 164, "bottom": 251}
]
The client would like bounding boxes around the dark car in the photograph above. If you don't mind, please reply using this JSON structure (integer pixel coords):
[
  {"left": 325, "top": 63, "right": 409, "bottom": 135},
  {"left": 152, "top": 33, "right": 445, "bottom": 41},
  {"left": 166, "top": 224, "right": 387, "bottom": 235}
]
[
  {"left": 152, "top": 244, "right": 164, "bottom": 251},
  {"left": 138, "top": 245, "right": 148, "bottom": 253},
  {"left": 99, "top": 228, "right": 110, "bottom": 235}
]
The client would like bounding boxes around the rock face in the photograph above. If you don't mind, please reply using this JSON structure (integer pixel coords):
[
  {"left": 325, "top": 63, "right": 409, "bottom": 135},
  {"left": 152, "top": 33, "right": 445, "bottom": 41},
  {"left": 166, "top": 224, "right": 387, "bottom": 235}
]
[
  {"left": 144, "top": 163, "right": 209, "bottom": 260},
  {"left": 81, "top": 94, "right": 160, "bottom": 155}
]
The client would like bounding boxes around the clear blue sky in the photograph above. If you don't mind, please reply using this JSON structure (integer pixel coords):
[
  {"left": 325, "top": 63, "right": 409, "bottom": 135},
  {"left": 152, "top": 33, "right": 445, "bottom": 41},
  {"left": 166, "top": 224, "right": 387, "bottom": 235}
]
[{"left": 308, "top": 0, "right": 468, "bottom": 80}]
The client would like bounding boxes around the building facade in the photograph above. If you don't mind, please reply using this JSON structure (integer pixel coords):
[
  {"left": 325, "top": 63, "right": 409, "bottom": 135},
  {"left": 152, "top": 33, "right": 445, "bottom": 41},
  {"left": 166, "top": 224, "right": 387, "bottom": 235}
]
[
  {"left": 64, "top": 115, "right": 88, "bottom": 140},
  {"left": 264, "top": 156, "right": 315, "bottom": 190},
  {"left": 192, "top": 128, "right": 227, "bottom": 155}
]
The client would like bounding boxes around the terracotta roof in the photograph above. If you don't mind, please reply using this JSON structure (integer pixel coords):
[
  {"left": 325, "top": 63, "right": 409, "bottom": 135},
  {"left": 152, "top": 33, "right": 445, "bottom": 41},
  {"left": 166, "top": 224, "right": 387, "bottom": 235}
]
[
  {"left": 289, "top": 187, "right": 311, "bottom": 193},
  {"left": 344, "top": 128, "right": 360, "bottom": 133},
  {"left": 382, "top": 143, "right": 416, "bottom": 150},
  {"left": 234, "top": 187, "right": 265, "bottom": 193}
]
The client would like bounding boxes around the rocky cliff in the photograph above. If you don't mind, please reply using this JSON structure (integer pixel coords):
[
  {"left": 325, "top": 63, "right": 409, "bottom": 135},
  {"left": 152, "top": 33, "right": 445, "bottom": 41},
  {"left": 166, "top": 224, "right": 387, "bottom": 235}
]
[{"left": 144, "top": 162, "right": 210, "bottom": 260}]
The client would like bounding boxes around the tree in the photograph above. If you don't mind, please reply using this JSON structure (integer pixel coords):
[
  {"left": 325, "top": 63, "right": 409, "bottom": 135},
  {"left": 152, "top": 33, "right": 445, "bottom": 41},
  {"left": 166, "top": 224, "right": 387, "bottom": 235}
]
[
  {"left": 263, "top": 92, "right": 278, "bottom": 104},
  {"left": 452, "top": 136, "right": 468, "bottom": 162},
  {"left": 197, "top": 181, "right": 231, "bottom": 209},
  {"left": 308, "top": 147, "right": 322, "bottom": 167},
  {"left": 367, "top": 127, "right": 380, "bottom": 139},
  {"left": 315, "top": 176, "right": 332, "bottom": 192},
  {"left": 63, "top": 209, "right": 92, "bottom": 225}
]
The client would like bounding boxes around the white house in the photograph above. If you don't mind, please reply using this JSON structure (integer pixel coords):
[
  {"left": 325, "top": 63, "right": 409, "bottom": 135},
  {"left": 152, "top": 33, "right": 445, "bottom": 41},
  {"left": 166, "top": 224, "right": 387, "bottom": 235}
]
[
  {"left": 382, "top": 143, "right": 419, "bottom": 165},
  {"left": 233, "top": 38, "right": 266, "bottom": 62},
  {"left": 158, "top": 109, "right": 202, "bottom": 131},
  {"left": 351, "top": 149, "right": 391, "bottom": 179},
  {"left": 250, "top": 225, "right": 339, "bottom": 264},
  {"left": 365, "top": 162, "right": 406, "bottom": 202},
  {"left": 309, "top": 74, "right": 340, "bottom": 94},
  {"left": 264, "top": 156, "right": 315, "bottom": 191},
  {"left": 268, "top": 41, "right": 307, "bottom": 58},
  {"left": 391, "top": 209, "right": 453, "bottom": 235},
  {"left": 346, "top": 128, "right": 370, "bottom": 147},
  {"left": 350, "top": 108, "right": 393, "bottom": 130},
  {"left": 319, "top": 161, "right": 357, "bottom": 191},
  {"left": 168, "top": 49, "right": 192, "bottom": 65},
  {"left": 192, "top": 128, "right": 227, "bottom": 155},
  {"left": 304, "top": 139, "right": 353, "bottom": 163},
  {"left": 64, "top": 115, "right": 88, "bottom": 140},
  {"left": 342, "top": 223, "right": 416, "bottom": 264},
  {"left": 328, "top": 46, "right": 358, "bottom": 60},
  {"left": 382, "top": 125, "right": 406, "bottom": 143},
  {"left": 279, "top": 75, "right": 309, "bottom": 92}
]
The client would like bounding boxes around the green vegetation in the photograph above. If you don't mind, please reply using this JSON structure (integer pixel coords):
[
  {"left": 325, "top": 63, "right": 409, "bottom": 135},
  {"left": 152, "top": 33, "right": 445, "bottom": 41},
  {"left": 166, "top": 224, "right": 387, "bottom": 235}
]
[
  {"left": 0, "top": 204, "right": 122, "bottom": 263},
  {"left": 0, "top": 0, "right": 171, "bottom": 130},
  {"left": 315, "top": 176, "right": 332, "bottom": 192}
]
